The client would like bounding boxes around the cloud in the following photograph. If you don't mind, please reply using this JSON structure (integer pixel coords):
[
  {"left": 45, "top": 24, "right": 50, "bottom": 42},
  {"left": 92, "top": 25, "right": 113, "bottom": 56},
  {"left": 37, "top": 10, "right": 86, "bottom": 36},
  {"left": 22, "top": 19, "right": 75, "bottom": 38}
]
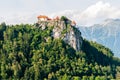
[
  {"left": 0, "top": 12, "right": 39, "bottom": 25},
  {"left": 78, "top": 1, "right": 120, "bottom": 26},
  {"left": 0, "top": 1, "right": 120, "bottom": 26},
  {"left": 50, "top": 1, "right": 120, "bottom": 26}
]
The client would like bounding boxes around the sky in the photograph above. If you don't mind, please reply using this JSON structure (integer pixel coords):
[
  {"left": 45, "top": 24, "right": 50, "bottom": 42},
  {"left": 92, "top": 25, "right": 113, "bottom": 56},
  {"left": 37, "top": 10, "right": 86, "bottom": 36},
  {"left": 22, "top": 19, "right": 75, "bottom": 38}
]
[{"left": 0, "top": 0, "right": 120, "bottom": 26}]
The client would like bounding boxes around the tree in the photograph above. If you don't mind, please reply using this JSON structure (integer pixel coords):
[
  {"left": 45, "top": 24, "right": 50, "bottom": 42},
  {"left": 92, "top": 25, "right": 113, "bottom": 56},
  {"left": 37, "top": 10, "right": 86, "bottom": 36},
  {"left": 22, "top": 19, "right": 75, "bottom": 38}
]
[
  {"left": 73, "top": 76, "right": 81, "bottom": 80},
  {"left": 61, "top": 74, "right": 70, "bottom": 80},
  {"left": 82, "top": 76, "right": 88, "bottom": 80},
  {"left": 0, "top": 22, "right": 6, "bottom": 40}
]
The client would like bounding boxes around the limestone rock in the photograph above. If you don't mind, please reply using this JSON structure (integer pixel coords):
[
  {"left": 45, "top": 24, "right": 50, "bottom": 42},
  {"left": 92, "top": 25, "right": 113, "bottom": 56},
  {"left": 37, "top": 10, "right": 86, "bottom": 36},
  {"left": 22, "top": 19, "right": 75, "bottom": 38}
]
[{"left": 36, "top": 18, "right": 83, "bottom": 51}]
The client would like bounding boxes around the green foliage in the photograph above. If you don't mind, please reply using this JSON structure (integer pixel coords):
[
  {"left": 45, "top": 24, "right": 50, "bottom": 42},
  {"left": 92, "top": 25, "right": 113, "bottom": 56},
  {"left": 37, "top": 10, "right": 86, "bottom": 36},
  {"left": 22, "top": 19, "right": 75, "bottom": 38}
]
[
  {"left": 0, "top": 22, "right": 6, "bottom": 40},
  {"left": 60, "top": 16, "right": 71, "bottom": 25},
  {"left": 0, "top": 23, "right": 120, "bottom": 80},
  {"left": 60, "top": 16, "right": 68, "bottom": 21},
  {"left": 82, "top": 39, "right": 114, "bottom": 65},
  {"left": 73, "top": 76, "right": 81, "bottom": 80}
]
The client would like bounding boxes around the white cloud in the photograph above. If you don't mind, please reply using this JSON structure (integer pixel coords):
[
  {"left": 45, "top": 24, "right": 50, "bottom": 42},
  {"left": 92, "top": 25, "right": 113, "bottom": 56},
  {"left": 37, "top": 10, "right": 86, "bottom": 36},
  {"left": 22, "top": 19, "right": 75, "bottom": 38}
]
[
  {"left": 0, "top": 12, "right": 39, "bottom": 25},
  {"left": 78, "top": 1, "right": 120, "bottom": 26},
  {"left": 50, "top": 1, "right": 120, "bottom": 26},
  {"left": 0, "top": 1, "right": 120, "bottom": 26}
]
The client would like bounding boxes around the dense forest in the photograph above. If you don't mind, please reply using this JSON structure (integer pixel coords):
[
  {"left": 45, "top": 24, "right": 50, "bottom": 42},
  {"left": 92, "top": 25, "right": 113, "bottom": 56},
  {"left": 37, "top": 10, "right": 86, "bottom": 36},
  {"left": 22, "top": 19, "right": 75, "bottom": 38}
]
[{"left": 0, "top": 21, "right": 120, "bottom": 80}]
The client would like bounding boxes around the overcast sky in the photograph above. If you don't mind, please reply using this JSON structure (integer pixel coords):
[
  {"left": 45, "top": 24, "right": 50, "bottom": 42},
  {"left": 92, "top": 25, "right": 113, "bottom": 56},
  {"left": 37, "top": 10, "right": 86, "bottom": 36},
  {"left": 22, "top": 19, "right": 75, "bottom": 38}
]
[{"left": 0, "top": 0, "right": 120, "bottom": 26}]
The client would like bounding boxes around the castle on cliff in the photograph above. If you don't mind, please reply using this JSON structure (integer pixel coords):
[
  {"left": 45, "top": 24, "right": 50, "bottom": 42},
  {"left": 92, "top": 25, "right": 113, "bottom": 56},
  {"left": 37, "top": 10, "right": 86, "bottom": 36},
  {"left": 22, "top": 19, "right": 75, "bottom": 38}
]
[
  {"left": 37, "top": 15, "right": 76, "bottom": 26},
  {"left": 36, "top": 15, "right": 82, "bottom": 51}
]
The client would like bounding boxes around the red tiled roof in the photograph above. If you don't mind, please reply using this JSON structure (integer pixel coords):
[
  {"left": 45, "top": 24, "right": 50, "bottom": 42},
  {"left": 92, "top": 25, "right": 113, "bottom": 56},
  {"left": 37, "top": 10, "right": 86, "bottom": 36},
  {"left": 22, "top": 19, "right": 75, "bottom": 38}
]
[
  {"left": 37, "top": 15, "right": 49, "bottom": 19},
  {"left": 48, "top": 18, "right": 52, "bottom": 20},
  {"left": 55, "top": 16, "right": 59, "bottom": 20},
  {"left": 72, "top": 21, "right": 76, "bottom": 25}
]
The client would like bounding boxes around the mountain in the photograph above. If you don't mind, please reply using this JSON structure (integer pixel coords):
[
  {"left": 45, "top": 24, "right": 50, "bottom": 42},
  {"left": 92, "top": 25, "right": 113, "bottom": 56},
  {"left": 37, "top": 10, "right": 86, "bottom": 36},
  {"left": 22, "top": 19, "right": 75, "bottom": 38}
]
[
  {"left": 0, "top": 16, "right": 120, "bottom": 80},
  {"left": 78, "top": 19, "right": 120, "bottom": 57}
]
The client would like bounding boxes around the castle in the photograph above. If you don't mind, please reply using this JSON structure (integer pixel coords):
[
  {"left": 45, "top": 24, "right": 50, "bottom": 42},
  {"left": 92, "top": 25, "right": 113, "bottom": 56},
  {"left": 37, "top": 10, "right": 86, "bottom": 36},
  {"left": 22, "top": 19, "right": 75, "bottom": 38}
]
[
  {"left": 36, "top": 15, "right": 82, "bottom": 51},
  {"left": 37, "top": 15, "right": 76, "bottom": 26}
]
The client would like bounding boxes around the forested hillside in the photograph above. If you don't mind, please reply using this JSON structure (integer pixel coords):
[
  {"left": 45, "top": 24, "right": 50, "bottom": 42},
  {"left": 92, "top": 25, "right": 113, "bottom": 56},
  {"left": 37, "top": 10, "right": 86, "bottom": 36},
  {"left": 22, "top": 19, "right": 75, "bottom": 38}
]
[{"left": 0, "top": 21, "right": 120, "bottom": 80}]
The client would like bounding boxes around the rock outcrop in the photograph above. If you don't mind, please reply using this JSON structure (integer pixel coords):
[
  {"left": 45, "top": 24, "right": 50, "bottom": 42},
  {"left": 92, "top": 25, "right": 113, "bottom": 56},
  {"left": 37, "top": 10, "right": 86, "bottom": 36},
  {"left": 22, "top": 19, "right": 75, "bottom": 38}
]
[{"left": 36, "top": 17, "right": 83, "bottom": 51}]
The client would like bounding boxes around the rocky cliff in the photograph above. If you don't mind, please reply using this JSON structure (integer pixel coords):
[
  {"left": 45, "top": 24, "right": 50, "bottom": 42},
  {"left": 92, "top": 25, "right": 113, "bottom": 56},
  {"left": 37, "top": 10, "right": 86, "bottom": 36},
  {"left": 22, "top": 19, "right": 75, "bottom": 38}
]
[{"left": 35, "top": 17, "right": 83, "bottom": 51}]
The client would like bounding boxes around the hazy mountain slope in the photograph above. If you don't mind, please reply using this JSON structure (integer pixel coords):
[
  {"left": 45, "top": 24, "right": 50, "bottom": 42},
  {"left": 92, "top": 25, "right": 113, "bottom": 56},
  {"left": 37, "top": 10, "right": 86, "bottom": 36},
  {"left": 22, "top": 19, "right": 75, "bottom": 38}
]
[{"left": 78, "top": 19, "right": 120, "bottom": 57}]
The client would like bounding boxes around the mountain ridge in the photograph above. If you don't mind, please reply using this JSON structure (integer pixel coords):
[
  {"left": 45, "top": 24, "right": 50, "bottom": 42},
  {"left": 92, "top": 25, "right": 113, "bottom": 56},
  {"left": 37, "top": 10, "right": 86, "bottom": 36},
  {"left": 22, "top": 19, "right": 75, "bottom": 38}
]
[{"left": 78, "top": 18, "right": 120, "bottom": 57}]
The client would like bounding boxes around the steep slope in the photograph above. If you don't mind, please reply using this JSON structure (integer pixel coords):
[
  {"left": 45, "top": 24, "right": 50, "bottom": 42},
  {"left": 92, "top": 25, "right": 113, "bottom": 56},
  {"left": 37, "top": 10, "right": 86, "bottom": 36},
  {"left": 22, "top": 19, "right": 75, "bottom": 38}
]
[
  {"left": 35, "top": 16, "right": 82, "bottom": 51},
  {"left": 0, "top": 17, "right": 120, "bottom": 80},
  {"left": 79, "top": 19, "right": 120, "bottom": 57}
]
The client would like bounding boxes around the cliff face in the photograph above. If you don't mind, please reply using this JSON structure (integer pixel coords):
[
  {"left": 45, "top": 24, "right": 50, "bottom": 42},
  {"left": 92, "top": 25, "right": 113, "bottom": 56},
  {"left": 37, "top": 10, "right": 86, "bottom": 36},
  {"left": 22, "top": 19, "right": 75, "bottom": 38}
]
[{"left": 36, "top": 18, "right": 83, "bottom": 51}]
